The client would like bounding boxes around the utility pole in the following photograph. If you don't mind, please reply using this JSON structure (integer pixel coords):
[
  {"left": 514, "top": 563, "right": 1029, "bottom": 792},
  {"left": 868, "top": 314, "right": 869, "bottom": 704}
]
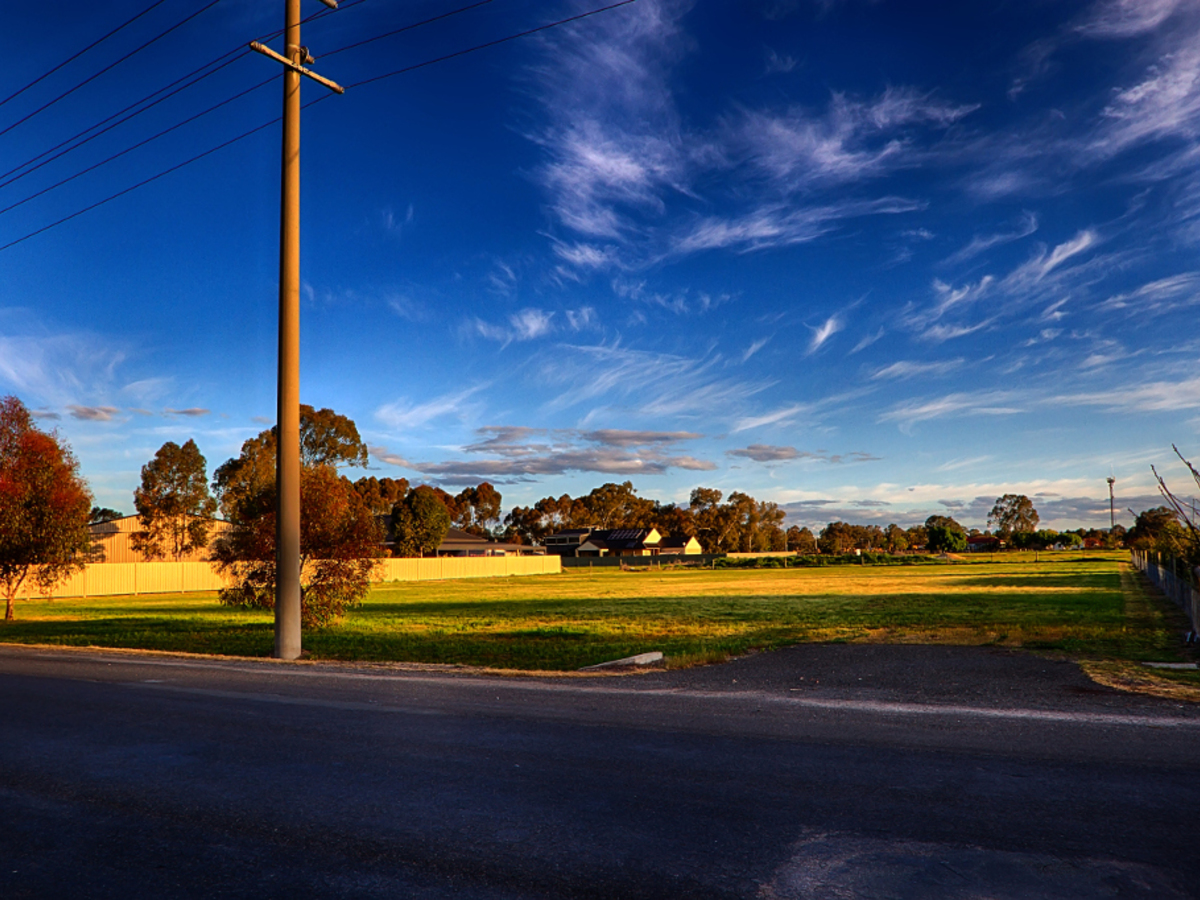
[
  {"left": 251, "top": 0, "right": 343, "bottom": 660},
  {"left": 1107, "top": 476, "right": 1116, "bottom": 531}
]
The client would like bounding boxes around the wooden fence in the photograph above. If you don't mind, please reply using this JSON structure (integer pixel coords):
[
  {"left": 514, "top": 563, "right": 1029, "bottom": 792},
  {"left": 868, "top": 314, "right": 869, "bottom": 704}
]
[{"left": 15, "top": 555, "right": 561, "bottom": 600}]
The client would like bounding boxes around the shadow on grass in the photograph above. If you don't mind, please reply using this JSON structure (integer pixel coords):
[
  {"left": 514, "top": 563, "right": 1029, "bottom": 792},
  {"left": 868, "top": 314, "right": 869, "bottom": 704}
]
[{"left": 0, "top": 618, "right": 274, "bottom": 656}]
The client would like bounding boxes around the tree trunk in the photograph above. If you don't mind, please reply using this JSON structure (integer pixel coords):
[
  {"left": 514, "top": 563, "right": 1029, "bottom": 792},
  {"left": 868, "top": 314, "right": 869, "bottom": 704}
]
[{"left": 5, "top": 593, "right": 14, "bottom": 621}]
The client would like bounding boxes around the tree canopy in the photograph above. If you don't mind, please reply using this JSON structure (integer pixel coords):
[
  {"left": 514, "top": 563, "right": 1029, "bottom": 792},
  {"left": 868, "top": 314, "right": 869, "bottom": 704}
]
[
  {"left": 213, "top": 405, "right": 369, "bottom": 522},
  {"left": 987, "top": 494, "right": 1039, "bottom": 537},
  {"left": 131, "top": 439, "right": 217, "bottom": 561},
  {"left": 211, "top": 406, "right": 380, "bottom": 627},
  {"left": 212, "top": 465, "right": 382, "bottom": 627},
  {"left": 0, "top": 397, "right": 93, "bottom": 620},
  {"left": 390, "top": 486, "right": 451, "bottom": 557}
]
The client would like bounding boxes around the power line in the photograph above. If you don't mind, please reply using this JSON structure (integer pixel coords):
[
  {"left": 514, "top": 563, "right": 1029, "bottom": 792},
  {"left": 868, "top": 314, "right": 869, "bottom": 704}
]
[
  {"left": 0, "top": 51, "right": 247, "bottom": 191},
  {"left": 344, "top": 0, "right": 637, "bottom": 90},
  {"left": 322, "top": 0, "right": 493, "bottom": 59},
  {"left": 0, "top": 0, "right": 368, "bottom": 191},
  {"left": 0, "top": 0, "right": 225, "bottom": 139},
  {"left": 0, "top": 0, "right": 640, "bottom": 254},
  {"left": 0, "top": 74, "right": 276, "bottom": 218},
  {"left": 0, "top": 117, "right": 282, "bottom": 254},
  {"left": 0, "top": 0, "right": 171, "bottom": 111}
]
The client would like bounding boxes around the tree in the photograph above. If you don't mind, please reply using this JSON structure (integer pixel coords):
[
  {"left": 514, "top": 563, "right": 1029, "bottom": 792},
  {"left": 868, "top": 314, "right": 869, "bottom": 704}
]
[
  {"left": 390, "top": 486, "right": 451, "bottom": 557},
  {"left": 884, "top": 524, "right": 909, "bottom": 553},
  {"left": 926, "top": 524, "right": 967, "bottom": 553},
  {"left": 690, "top": 488, "right": 738, "bottom": 552},
  {"left": 212, "top": 466, "right": 382, "bottom": 627},
  {"left": 213, "top": 405, "right": 369, "bottom": 521},
  {"left": 130, "top": 439, "right": 217, "bottom": 561},
  {"left": 0, "top": 397, "right": 94, "bottom": 620},
  {"left": 818, "top": 521, "right": 857, "bottom": 554},
  {"left": 89, "top": 507, "right": 124, "bottom": 525},
  {"left": 211, "top": 407, "right": 379, "bottom": 627},
  {"left": 786, "top": 525, "right": 817, "bottom": 554},
  {"left": 453, "top": 482, "right": 503, "bottom": 536},
  {"left": 988, "top": 494, "right": 1039, "bottom": 538},
  {"left": 351, "top": 476, "right": 409, "bottom": 516},
  {"left": 1126, "top": 506, "right": 1186, "bottom": 557},
  {"left": 1151, "top": 445, "right": 1200, "bottom": 567},
  {"left": 924, "top": 515, "right": 965, "bottom": 535}
]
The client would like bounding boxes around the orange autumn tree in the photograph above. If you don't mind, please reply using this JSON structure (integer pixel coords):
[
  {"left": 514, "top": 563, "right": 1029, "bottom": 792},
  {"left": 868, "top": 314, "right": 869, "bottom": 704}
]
[{"left": 0, "top": 396, "right": 93, "bottom": 620}]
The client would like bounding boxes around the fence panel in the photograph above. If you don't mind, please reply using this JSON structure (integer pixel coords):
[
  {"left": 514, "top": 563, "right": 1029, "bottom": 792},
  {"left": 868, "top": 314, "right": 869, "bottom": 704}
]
[
  {"left": 17, "top": 554, "right": 561, "bottom": 600},
  {"left": 1131, "top": 549, "right": 1200, "bottom": 631}
]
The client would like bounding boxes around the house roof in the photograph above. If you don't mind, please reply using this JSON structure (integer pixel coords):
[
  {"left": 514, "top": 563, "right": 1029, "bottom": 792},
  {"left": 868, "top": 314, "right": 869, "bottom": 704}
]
[{"left": 658, "top": 536, "right": 699, "bottom": 548}]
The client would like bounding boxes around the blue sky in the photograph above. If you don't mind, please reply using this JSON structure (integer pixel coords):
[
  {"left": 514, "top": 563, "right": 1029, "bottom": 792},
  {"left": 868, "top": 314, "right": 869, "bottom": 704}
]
[{"left": 2, "top": 0, "right": 1197, "bottom": 530}]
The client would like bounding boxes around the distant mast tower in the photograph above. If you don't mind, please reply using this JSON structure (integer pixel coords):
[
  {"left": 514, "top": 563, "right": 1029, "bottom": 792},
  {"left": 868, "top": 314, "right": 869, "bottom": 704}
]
[{"left": 1106, "top": 475, "right": 1116, "bottom": 530}]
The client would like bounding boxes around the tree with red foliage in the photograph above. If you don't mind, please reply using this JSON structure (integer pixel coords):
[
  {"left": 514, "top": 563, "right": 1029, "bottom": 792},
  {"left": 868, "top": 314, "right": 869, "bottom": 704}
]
[
  {"left": 0, "top": 397, "right": 93, "bottom": 620},
  {"left": 212, "top": 465, "right": 383, "bottom": 628}
]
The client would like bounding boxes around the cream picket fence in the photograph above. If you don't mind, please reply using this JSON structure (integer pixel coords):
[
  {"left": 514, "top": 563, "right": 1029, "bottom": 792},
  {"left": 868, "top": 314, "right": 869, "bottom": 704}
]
[{"left": 15, "top": 555, "right": 560, "bottom": 600}]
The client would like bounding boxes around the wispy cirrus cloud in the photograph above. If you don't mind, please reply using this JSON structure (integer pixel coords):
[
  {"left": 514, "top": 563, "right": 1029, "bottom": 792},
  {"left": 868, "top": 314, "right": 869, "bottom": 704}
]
[
  {"left": 0, "top": 330, "right": 126, "bottom": 409},
  {"left": 870, "top": 359, "right": 964, "bottom": 380},
  {"left": 532, "top": 1, "right": 966, "bottom": 273},
  {"left": 942, "top": 212, "right": 1039, "bottom": 266},
  {"left": 1097, "top": 272, "right": 1200, "bottom": 314},
  {"left": 906, "top": 229, "right": 1103, "bottom": 340},
  {"left": 1074, "top": 0, "right": 1188, "bottom": 40},
  {"left": 806, "top": 314, "right": 843, "bottom": 354},
  {"left": 375, "top": 385, "right": 489, "bottom": 431},
  {"left": 537, "top": 340, "right": 775, "bottom": 422}
]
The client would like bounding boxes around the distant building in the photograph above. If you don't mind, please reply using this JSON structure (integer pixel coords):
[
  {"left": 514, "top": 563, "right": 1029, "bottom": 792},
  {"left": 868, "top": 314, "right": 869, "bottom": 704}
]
[
  {"left": 89, "top": 515, "right": 230, "bottom": 563},
  {"left": 658, "top": 535, "right": 702, "bottom": 555},
  {"left": 966, "top": 534, "right": 1001, "bottom": 552},
  {"left": 543, "top": 527, "right": 701, "bottom": 557},
  {"left": 542, "top": 528, "right": 597, "bottom": 557},
  {"left": 434, "top": 528, "right": 544, "bottom": 558}
]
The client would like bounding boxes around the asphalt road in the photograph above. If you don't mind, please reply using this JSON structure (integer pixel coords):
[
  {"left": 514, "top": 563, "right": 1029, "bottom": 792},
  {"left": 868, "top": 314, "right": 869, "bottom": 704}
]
[{"left": 0, "top": 643, "right": 1197, "bottom": 899}]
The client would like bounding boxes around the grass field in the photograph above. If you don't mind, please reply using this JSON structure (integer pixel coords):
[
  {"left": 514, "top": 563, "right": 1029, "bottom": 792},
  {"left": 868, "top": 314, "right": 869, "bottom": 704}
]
[{"left": 0, "top": 552, "right": 1195, "bottom": 677}]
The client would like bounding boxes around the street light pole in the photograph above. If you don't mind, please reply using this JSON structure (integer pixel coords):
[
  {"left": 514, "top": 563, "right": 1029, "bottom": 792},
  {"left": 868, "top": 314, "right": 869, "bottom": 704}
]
[{"left": 252, "top": 0, "right": 342, "bottom": 660}]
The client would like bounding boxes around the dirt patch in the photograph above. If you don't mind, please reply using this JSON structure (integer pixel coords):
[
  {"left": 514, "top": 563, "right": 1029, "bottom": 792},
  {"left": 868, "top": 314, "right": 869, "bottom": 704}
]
[{"left": 1079, "top": 659, "right": 1200, "bottom": 703}]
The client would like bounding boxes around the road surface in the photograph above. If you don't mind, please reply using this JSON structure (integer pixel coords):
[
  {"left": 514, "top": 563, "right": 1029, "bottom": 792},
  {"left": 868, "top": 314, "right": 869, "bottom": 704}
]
[{"left": 0, "top": 643, "right": 1196, "bottom": 898}]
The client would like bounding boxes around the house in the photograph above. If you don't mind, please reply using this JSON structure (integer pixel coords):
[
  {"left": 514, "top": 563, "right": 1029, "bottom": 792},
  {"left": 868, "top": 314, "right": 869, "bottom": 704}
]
[
  {"left": 658, "top": 535, "right": 702, "bottom": 555},
  {"left": 576, "top": 528, "right": 662, "bottom": 558},
  {"left": 434, "top": 528, "right": 543, "bottom": 558},
  {"left": 542, "top": 528, "right": 597, "bottom": 557},
  {"left": 966, "top": 534, "right": 1001, "bottom": 552},
  {"left": 89, "top": 515, "right": 230, "bottom": 563}
]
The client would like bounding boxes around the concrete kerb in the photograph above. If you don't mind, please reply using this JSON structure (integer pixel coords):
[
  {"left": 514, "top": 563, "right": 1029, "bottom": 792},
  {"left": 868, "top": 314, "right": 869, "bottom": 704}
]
[{"left": 579, "top": 651, "right": 665, "bottom": 671}]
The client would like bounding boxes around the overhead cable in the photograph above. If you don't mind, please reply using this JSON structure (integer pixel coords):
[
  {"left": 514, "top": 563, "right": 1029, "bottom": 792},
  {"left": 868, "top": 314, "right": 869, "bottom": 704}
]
[
  {"left": 0, "top": 0, "right": 368, "bottom": 189},
  {"left": 0, "top": 0, "right": 640, "bottom": 253},
  {"left": 0, "top": 0, "right": 171, "bottom": 111},
  {"left": 0, "top": 0, "right": 225, "bottom": 139}
]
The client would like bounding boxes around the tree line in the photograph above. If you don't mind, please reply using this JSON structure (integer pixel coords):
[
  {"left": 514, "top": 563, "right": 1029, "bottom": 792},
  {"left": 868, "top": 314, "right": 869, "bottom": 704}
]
[{"left": 3, "top": 393, "right": 1197, "bottom": 627}]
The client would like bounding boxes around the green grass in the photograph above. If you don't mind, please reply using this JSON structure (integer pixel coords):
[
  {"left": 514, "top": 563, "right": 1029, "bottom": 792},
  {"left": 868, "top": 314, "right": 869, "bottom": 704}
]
[{"left": 1, "top": 551, "right": 1193, "bottom": 671}]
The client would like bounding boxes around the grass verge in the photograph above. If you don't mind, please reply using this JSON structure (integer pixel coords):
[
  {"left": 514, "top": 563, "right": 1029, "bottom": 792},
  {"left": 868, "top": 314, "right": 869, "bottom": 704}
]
[{"left": 2, "top": 552, "right": 1193, "bottom": 679}]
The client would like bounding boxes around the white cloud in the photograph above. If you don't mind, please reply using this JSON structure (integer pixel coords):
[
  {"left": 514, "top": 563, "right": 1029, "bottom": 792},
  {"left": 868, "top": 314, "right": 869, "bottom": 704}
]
[
  {"left": 1097, "top": 272, "right": 1200, "bottom": 313},
  {"left": 806, "top": 314, "right": 843, "bottom": 354},
  {"left": 742, "top": 337, "right": 771, "bottom": 362},
  {"left": 538, "top": 341, "right": 775, "bottom": 422},
  {"left": 942, "top": 212, "right": 1039, "bottom": 266},
  {"left": 1075, "top": 0, "right": 1187, "bottom": 39},
  {"left": 732, "top": 403, "right": 810, "bottom": 433},
  {"left": 375, "top": 385, "right": 488, "bottom": 431},
  {"left": 870, "top": 359, "right": 963, "bottom": 380},
  {"left": 369, "top": 445, "right": 412, "bottom": 468}
]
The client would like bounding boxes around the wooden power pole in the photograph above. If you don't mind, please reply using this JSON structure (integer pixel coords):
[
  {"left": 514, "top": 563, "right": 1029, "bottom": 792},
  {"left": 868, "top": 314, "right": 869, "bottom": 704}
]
[{"left": 251, "top": 0, "right": 343, "bottom": 660}]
